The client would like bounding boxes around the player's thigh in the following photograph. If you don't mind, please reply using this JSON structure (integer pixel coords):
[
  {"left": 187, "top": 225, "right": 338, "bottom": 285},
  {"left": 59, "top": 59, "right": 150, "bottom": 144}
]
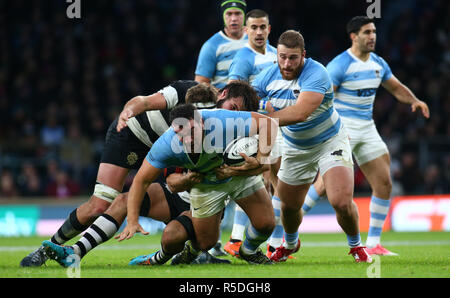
[
  {"left": 317, "top": 129, "right": 354, "bottom": 205},
  {"left": 96, "top": 163, "right": 130, "bottom": 191},
  {"left": 349, "top": 120, "right": 389, "bottom": 167},
  {"left": 276, "top": 145, "right": 317, "bottom": 207},
  {"left": 322, "top": 165, "right": 354, "bottom": 208},
  {"left": 97, "top": 118, "right": 149, "bottom": 190},
  {"left": 359, "top": 153, "right": 392, "bottom": 196},
  {"left": 276, "top": 179, "right": 310, "bottom": 211}
]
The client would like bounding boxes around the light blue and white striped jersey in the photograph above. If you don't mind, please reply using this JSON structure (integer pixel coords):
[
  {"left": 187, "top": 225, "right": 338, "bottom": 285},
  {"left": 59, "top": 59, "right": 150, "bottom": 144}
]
[
  {"left": 228, "top": 43, "right": 277, "bottom": 83},
  {"left": 252, "top": 58, "right": 340, "bottom": 150},
  {"left": 146, "top": 109, "right": 252, "bottom": 185},
  {"left": 326, "top": 49, "right": 393, "bottom": 121},
  {"left": 195, "top": 31, "right": 248, "bottom": 89}
]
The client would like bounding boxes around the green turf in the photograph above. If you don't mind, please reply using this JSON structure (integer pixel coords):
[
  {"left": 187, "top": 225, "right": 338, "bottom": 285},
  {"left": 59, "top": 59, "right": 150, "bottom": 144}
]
[{"left": 1, "top": 231, "right": 449, "bottom": 278}]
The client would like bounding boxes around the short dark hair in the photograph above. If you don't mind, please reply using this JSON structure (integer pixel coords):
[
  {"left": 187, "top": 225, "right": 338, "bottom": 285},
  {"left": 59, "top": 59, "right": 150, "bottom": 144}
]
[
  {"left": 277, "top": 30, "right": 305, "bottom": 51},
  {"left": 346, "top": 16, "right": 374, "bottom": 35},
  {"left": 169, "top": 104, "right": 200, "bottom": 125},
  {"left": 185, "top": 83, "right": 218, "bottom": 105},
  {"left": 217, "top": 81, "right": 259, "bottom": 111},
  {"left": 246, "top": 9, "right": 269, "bottom": 22}
]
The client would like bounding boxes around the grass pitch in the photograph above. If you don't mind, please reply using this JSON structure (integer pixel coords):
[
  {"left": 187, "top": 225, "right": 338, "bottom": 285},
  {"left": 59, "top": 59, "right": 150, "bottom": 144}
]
[{"left": 0, "top": 231, "right": 449, "bottom": 278}]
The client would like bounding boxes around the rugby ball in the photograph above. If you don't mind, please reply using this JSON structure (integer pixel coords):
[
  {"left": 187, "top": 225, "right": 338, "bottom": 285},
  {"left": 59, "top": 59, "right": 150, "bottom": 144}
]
[{"left": 223, "top": 136, "right": 259, "bottom": 166}]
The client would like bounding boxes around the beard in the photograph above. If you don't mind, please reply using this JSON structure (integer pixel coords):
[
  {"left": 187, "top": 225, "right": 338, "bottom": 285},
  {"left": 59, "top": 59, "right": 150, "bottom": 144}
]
[
  {"left": 358, "top": 38, "right": 376, "bottom": 54},
  {"left": 279, "top": 64, "right": 302, "bottom": 80}
]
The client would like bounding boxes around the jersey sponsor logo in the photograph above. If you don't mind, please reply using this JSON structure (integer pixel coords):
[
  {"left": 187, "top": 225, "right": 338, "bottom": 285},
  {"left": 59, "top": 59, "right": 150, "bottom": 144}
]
[{"left": 357, "top": 88, "right": 377, "bottom": 97}]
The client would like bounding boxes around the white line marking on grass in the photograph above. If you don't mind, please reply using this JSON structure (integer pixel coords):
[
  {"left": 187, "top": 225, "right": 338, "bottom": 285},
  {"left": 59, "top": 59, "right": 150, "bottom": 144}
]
[
  {"left": 0, "top": 244, "right": 161, "bottom": 252},
  {"left": 1, "top": 240, "right": 450, "bottom": 252},
  {"left": 300, "top": 240, "right": 450, "bottom": 247}
]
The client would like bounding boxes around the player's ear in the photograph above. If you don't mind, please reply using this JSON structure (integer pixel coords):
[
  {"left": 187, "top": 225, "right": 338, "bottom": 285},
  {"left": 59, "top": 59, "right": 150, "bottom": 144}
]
[{"left": 220, "top": 88, "right": 229, "bottom": 99}]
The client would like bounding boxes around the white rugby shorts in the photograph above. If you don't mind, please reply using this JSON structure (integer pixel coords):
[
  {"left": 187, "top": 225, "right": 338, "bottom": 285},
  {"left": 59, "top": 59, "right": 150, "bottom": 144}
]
[
  {"left": 277, "top": 127, "right": 353, "bottom": 186},
  {"left": 341, "top": 117, "right": 389, "bottom": 166},
  {"left": 189, "top": 175, "right": 265, "bottom": 218}
]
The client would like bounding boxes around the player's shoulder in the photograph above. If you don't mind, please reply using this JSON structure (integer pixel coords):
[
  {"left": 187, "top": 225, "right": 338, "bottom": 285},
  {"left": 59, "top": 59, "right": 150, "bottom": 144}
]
[
  {"left": 304, "top": 58, "right": 329, "bottom": 77},
  {"left": 252, "top": 62, "right": 279, "bottom": 87},
  {"left": 202, "top": 31, "right": 230, "bottom": 48},
  {"left": 369, "top": 52, "right": 390, "bottom": 66},
  {"left": 299, "top": 58, "right": 333, "bottom": 89},
  {"left": 327, "top": 49, "right": 355, "bottom": 68},
  {"left": 200, "top": 108, "right": 227, "bottom": 119},
  {"left": 306, "top": 58, "right": 327, "bottom": 69},
  {"left": 258, "top": 62, "right": 279, "bottom": 77},
  {"left": 234, "top": 45, "right": 255, "bottom": 59},
  {"left": 156, "top": 127, "right": 176, "bottom": 145},
  {"left": 201, "top": 108, "right": 250, "bottom": 120},
  {"left": 148, "top": 128, "right": 177, "bottom": 159}
]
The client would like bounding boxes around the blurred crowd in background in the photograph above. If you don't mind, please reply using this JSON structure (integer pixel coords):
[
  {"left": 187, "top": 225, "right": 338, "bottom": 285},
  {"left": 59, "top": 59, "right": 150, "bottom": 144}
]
[{"left": 0, "top": 0, "right": 448, "bottom": 199}]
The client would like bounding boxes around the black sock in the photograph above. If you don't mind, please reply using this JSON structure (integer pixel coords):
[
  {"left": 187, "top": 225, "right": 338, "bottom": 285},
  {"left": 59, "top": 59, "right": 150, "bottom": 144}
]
[{"left": 51, "top": 209, "right": 89, "bottom": 245}]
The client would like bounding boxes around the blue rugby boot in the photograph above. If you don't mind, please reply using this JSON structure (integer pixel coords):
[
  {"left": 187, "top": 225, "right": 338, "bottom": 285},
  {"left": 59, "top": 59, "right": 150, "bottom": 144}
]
[
  {"left": 42, "top": 240, "right": 78, "bottom": 268},
  {"left": 129, "top": 252, "right": 158, "bottom": 266}
]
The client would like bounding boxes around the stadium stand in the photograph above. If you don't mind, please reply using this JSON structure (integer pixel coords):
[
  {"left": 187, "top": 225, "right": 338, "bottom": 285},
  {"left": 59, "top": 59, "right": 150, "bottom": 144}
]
[{"left": 0, "top": 0, "right": 448, "bottom": 198}]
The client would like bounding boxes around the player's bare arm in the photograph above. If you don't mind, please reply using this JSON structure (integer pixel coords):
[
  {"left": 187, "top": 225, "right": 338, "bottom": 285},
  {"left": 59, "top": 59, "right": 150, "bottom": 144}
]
[
  {"left": 116, "top": 92, "right": 168, "bottom": 132},
  {"left": 381, "top": 76, "right": 430, "bottom": 118},
  {"left": 166, "top": 171, "right": 204, "bottom": 193},
  {"left": 116, "top": 161, "right": 162, "bottom": 241},
  {"left": 267, "top": 91, "right": 325, "bottom": 126},
  {"left": 249, "top": 112, "right": 278, "bottom": 166},
  {"left": 214, "top": 158, "right": 269, "bottom": 180}
]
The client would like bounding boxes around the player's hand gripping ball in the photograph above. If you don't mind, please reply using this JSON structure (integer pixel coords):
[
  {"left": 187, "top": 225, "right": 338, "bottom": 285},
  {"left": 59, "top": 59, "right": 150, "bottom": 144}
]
[{"left": 223, "top": 136, "right": 259, "bottom": 166}]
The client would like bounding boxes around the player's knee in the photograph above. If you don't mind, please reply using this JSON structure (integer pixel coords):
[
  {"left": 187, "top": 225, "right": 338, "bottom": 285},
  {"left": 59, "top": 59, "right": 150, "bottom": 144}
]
[
  {"left": 282, "top": 201, "right": 302, "bottom": 214},
  {"left": 375, "top": 176, "right": 392, "bottom": 197},
  {"left": 107, "top": 193, "right": 128, "bottom": 213},
  {"left": 85, "top": 196, "right": 112, "bottom": 218},
  {"left": 161, "top": 224, "right": 186, "bottom": 253},
  {"left": 162, "top": 214, "right": 195, "bottom": 253},
  {"left": 258, "top": 222, "right": 275, "bottom": 237},
  {"left": 331, "top": 199, "right": 354, "bottom": 216},
  {"left": 89, "top": 183, "right": 120, "bottom": 216},
  {"left": 251, "top": 216, "right": 275, "bottom": 236}
]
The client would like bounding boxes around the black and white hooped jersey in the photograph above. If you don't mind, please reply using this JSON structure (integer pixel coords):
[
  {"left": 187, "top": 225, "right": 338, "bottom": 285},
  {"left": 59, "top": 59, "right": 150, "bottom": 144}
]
[{"left": 125, "top": 80, "right": 216, "bottom": 147}]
